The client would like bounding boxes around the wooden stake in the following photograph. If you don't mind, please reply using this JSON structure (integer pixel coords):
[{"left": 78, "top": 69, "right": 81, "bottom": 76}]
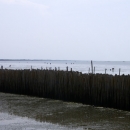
[
  {"left": 94, "top": 67, "right": 95, "bottom": 74},
  {"left": 119, "top": 68, "right": 121, "bottom": 75},
  {"left": 66, "top": 66, "right": 68, "bottom": 71},
  {"left": 91, "top": 60, "right": 93, "bottom": 74},
  {"left": 1, "top": 66, "right": 3, "bottom": 69},
  {"left": 105, "top": 69, "right": 107, "bottom": 74}
]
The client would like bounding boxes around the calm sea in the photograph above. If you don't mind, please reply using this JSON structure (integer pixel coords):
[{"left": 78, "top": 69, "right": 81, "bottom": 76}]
[{"left": 0, "top": 60, "right": 130, "bottom": 75}]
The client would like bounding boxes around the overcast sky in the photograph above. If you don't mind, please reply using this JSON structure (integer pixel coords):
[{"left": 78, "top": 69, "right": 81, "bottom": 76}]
[{"left": 0, "top": 0, "right": 130, "bottom": 60}]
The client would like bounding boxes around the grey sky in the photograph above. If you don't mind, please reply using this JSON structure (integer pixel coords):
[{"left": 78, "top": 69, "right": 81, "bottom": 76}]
[{"left": 0, "top": 0, "right": 130, "bottom": 60}]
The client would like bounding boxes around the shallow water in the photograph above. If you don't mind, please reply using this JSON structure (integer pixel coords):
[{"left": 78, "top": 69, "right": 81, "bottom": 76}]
[
  {"left": 0, "top": 60, "right": 130, "bottom": 75},
  {"left": 0, "top": 93, "right": 130, "bottom": 130}
]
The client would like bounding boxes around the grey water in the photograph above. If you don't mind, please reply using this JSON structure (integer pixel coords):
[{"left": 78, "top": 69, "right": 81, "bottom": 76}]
[
  {"left": 0, "top": 92, "right": 130, "bottom": 130},
  {"left": 1, "top": 60, "right": 130, "bottom": 75},
  {"left": 0, "top": 60, "right": 130, "bottom": 129}
]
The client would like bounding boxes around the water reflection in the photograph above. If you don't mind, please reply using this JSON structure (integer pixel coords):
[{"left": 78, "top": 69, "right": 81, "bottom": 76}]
[{"left": 0, "top": 92, "right": 130, "bottom": 129}]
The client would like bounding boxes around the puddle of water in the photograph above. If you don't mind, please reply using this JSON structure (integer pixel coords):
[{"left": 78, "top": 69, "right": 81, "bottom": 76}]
[{"left": 0, "top": 92, "right": 130, "bottom": 130}]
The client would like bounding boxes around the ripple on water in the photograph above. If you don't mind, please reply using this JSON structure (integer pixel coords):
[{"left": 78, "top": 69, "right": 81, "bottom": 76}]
[{"left": 0, "top": 92, "right": 130, "bottom": 130}]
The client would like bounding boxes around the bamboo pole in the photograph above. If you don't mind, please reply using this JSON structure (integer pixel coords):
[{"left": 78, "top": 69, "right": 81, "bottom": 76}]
[
  {"left": 66, "top": 66, "right": 68, "bottom": 71},
  {"left": 1, "top": 66, "right": 3, "bottom": 69},
  {"left": 119, "top": 68, "right": 121, "bottom": 75},
  {"left": 91, "top": 60, "right": 93, "bottom": 74},
  {"left": 0, "top": 69, "right": 129, "bottom": 111},
  {"left": 105, "top": 69, "right": 107, "bottom": 74}
]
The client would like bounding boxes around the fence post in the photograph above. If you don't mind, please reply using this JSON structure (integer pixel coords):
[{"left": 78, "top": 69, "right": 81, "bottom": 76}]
[
  {"left": 105, "top": 69, "right": 107, "bottom": 74},
  {"left": 1, "top": 66, "right": 3, "bottom": 69},
  {"left": 66, "top": 66, "right": 68, "bottom": 71},
  {"left": 94, "top": 67, "right": 95, "bottom": 74},
  {"left": 55, "top": 67, "right": 57, "bottom": 71},
  {"left": 88, "top": 68, "right": 90, "bottom": 74},
  {"left": 91, "top": 60, "right": 93, "bottom": 74},
  {"left": 119, "top": 68, "right": 121, "bottom": 75}
]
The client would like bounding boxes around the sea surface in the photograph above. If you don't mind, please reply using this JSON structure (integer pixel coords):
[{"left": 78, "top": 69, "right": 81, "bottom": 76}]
[
  {"left": 0, "top": 60, "right": 130, "bottom": 129},
  {"left": 0, "top": 60, "right": 130, "bottom": 75}
]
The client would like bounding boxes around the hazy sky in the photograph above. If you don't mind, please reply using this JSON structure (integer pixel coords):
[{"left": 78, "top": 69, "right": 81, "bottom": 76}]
[{"left": 0, "top": 0, "right": 130, "bottom": 60}]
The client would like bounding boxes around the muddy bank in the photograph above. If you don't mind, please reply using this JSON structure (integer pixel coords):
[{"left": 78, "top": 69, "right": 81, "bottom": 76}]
[{"left": 0, "top": 93, "right": 130, "bottom": 130}]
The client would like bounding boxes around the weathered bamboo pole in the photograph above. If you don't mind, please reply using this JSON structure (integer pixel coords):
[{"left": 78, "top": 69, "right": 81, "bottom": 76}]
[
  {"left": 91, "top": 60, "right": 93, "bottom": 74},
  {"left": 1, "top": 66, "right": 3, "bottom": 69},
  {"left": 119, "top": 68, "right": 121, "bottom": 75},
  {"left": 0, "top": 69, "right": 130, "bottom": 111},
  {"left": 66, "top": 66, "right": 68, "bottom": 71},
  {"left": 105, "top": 69, "right": 107, "bottom": 74}
]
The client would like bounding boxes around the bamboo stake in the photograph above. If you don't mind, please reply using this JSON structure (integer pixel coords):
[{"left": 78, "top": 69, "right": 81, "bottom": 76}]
[
  {"left": 91, "top": 60, "right": 93, "bottom": 74},
  {"left": 119, "top": 68, "right": 121, "bottom": 75},
  {"left": 66, "top": 66, "right": 68, "bottom": 71},
  {"left": 1, "top": 66, "right": 3, "bottom": 69},
  {"left": 0, "top": 69, "right": 129, "bottom": 111},
  {"left": 105, "top": 69, "right": 107, "bottom": 74}
]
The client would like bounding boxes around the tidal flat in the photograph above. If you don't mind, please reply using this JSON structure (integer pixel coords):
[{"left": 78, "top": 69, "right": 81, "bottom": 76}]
[{"left": 0, "top": 92, "right": 130, "bottom": 130}]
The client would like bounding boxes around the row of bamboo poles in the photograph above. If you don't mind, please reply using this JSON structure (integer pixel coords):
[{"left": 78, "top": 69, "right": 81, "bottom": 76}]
[{"left": 0, "top": 68, "right": 130, "bottom": 111}]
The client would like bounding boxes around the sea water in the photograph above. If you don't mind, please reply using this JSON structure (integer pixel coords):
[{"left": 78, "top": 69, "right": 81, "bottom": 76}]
[{"left": 0, "top": 60, "right": 130, "bottom": 75}]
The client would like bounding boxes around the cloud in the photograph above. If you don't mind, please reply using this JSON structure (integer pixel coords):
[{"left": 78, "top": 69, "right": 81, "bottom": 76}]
[{"left": 0, "top": 0, "right": 49, "bottom": 15}]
